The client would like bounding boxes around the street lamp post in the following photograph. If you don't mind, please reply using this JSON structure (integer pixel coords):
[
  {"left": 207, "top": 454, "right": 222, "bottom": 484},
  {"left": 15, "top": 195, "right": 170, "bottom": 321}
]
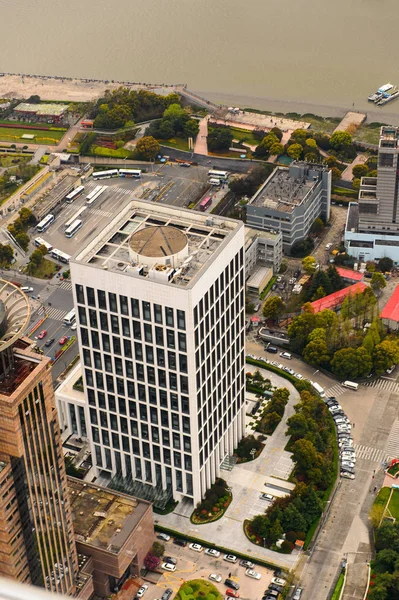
[{"left": 250, "top": 448, "right": 256, "bottom": 460}]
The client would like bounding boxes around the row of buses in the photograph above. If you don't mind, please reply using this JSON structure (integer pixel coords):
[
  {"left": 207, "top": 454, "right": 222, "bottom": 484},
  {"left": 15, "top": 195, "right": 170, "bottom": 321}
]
[
  {"left": 34, "top": 237, "right": 71, "bottom": 264},
  {"left": 92, "top": 168, "right": 142, "bottom": 180}
]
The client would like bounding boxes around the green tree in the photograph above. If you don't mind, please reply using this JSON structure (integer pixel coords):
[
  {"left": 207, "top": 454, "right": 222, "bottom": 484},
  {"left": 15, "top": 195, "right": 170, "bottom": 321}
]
[
  {"left": 352, "top": 177, "right": 361, "bottom": 191},
  {"left": 27, "top": 94, "right": 41, "bottom": 104},
  {"left": 290, "top": 129, "right": 309, "bottom": 142},
  {"left": 373, "top": 548, "right": 399, "bottom": 574},
  {"left": 269, "top": 519, "right": 283, "bottom": 543},
  {"left": 18, "top": 207, "right": 35, "bottom": 226},
  {"left": 136, "top": 136, "right": 160, "bottom": 160},
  {"left": 371, "top": 272, "right": 387, "bottom": 293},
  {"left": 151, "top": 541, "right": 165, "bottom": 557},
  {"left": 330, "top": 130, "right": 352, "bottom": 151},
  {"left": 292, "top": 439, "right": 321, "bottom": 473},
  {"left": 326, "top": 265, "right": 344, "bottom": 291},
  {"left": 305, "top": 138, "right": 318, "bottom": 149},
  {"left": 352, "top": 164, "right": 369, "bottom": 179},
  {"left": 302, "top": 255, "right": 317, "bottom": 275},
  {"left": 287, "top": 143, "right": 303, "bottom": 160},
  {"left": 269, "top": 142, "right": 284, "bottom": 156},
  {"left": 251, "top": 514, "right": 270, "bottom": 538},
  {"left": 158, "top": 119, "right": 175, "bottom": 139},
  {"left": 303, "top": 337, "right": 330, "bottom": 366},
  {"left": 14, "top": 232, "right": 30, "bottom": 252},
  {"left": 271, "top": 127, "right": 283, "bottom": 141},
  {"left": 286, "top": 413, "right": 309, "bottom": 440},
  {"left": 311, "top": 286, "right": 326, "bottom": 301},
  {"left": 262, "top": 296, "right": 285, "bottom": 322},
  {"left": 207, "top": 127, "right": 233, "bottom": 151},
  {"left": 373, "top": 340, "right": 399, "bottom": 375},
  {"left": 378, "top": 257, "right": 394, "bottom": 273},
  {"left": 367, "top": 585, "right": 388, "bottom": 600},
  {"left": 0, "top": 244, "right": 14, "bottom": 266},
  {"left": 163, "top": 103, "right": 186, "bottom": 120},
  {"left": 184, "top": 118, "right": 200, "bottom": 139},
  {"left": 288, "top": 309, "right": 316, "bottom": 354},
  {"left": 330, "top": 167, "right": 342, "bottom": 182},
  {"left": 310, "top": 217, "right": 324, "bottom": 234},
  {"left": 331, "top": 346, "right": 372, "bottom": 378}
]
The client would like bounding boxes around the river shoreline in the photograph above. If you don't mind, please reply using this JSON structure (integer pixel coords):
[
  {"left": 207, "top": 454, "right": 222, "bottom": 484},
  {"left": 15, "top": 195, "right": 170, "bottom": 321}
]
[{"left": 1, "top": 72, "right": 398, "bottom": 127}]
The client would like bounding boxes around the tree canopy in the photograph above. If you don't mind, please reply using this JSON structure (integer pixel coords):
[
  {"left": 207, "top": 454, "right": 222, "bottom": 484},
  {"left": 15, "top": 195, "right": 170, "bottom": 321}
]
[{"left": 135, "top": 136, "right": 160, "bottom": 160}]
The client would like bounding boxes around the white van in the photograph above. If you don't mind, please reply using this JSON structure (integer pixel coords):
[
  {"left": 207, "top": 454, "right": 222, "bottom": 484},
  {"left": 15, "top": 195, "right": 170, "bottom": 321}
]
[
  {"left": 280, "top": 352, "right": 292, "bottom": 360},
  {"left": 311, "top": 381, "right": 325, "bottom": 398},
  {"left": 342, "top": 381, "right": 359, "bottom": 391}
]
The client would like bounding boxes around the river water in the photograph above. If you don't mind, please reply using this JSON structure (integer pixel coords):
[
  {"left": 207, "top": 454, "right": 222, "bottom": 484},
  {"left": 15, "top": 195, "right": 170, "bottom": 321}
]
[{"left": 1, "top": 0, "right": 399, "bottom": 118}]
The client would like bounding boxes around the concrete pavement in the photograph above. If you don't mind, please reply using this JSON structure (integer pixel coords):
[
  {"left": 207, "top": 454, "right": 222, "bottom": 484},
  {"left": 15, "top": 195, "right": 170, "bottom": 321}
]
[
  {"left": 194, "top": 117, "right": 209, "bottom": 155},
  {"left": 341, "top": 153, "right": 367, "bottom": 182}
]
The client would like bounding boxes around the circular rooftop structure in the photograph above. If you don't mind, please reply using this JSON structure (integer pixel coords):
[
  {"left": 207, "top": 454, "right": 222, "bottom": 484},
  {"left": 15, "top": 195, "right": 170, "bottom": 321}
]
[
  {"left": 0, "top": 280, "right": 31, "bottom": 351},
  {"left": 129, "top": 225, "right": 189, "bottom": 268}
]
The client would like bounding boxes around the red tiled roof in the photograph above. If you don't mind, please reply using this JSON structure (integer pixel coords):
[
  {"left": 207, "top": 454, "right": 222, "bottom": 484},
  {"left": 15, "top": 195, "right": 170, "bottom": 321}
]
[
  {"left": 308, "top": 282, "right": 368, "bottom": 313},
  {"left": 336, "top": 267, "right": 363, "bottom": 282},
  {"left": 380, "top": 284, "right": 399, "bottom": 322}
]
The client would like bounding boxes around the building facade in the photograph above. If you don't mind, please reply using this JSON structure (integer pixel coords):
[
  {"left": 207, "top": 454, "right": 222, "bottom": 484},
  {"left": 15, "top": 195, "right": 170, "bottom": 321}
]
[
  {"left": 70, "top": 201, "right": 246, "bottom": 505},
  {"left": 246, "top": 162, "right": 331, "bottom": 253},
  {"left": 0, "top": 283, "right": 78, "bottom": 597},
  {"left": 345, "top": 127, "right": 399, "bottom": 263},
  {"left": 244, "top": 227, "right": 283, "bottom": 274}
]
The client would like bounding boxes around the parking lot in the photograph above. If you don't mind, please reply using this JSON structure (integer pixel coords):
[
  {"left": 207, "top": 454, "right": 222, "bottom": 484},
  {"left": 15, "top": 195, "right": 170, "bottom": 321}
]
[{"left": 142, "top": 539, "right": 274, "bottom": 600}]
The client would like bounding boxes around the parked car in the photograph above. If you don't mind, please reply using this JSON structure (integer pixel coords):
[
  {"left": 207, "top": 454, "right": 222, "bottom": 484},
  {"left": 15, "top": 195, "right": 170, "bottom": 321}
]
[
  {"left": 224, "top": 579, "right": 240, "bottom": 590},
  {"left": 205, "top": 549, "right": 220, "bottom": 557},
  {"left": 341, "top": 471, "right": 355, "bottom": 479},
  {"left": 260, "top": 493, "right": 274, "bottom": 501},
  {"left": 136, "top": 585, "right": 148, "bottom": 598},
  {"left": 264, "top": 591, "right": 279, "bottom": 598},
  {"left": 21, "top": 286, "right": 34, "bottom": 292},
  {"left": 245, "top": 569, "right": 261, "bottom": 580},
  {"left": 157, "top": 533, "right": 171, "bottom": 541},
  {"left": 266, "top": 346, "right": 278, "bottom": 354},
  {"left": 341, "top": 466, "right": 355, "bottom": 475},
  {"left": 161, "top": 589, "right": 173, "bottom": 600},
  {"left": 164, "top": 557, "right": 177, "bottom": 565},
  {"left": 209, "top": 574, "right": 222, "bottom": 583},
  {"left": 225, "top": 589, "right": 239, "bottom": 598},
  {"left": 268, "top": 584, "right": 284, "bottom": 593},
  {"left": 386, "top": 365, "right": 395, "bottom": 374},
  {"left": 341, "top": 461, "right": 355, "bottom": 469},
  {"left": 45, "top": 337, "right": 55, "bottom": 347},
  {"left": 173, "top": 538, "right": 187, "bottom": 547},
  {"left": 161, "top": 563, "right": 176, "bottom": 572},
  {"left": 239, "top": 560, "right": 254, "bottom": 568},
  {"left": 341, "top": 454, "right": 356, "bottom": 463},
  {"left": 38, "top": 330, "right": 47, "bottom": 340},
  {"left": 271, "top": 577, "right": 286, "bottom": 587},
  {"left": 224, "top": 555, "right": 238, "bottom": 564},
  {"left": 59, "top": 336, "right": 68, "bottom": 345},
  {"left": 280, "top": 352, "right": 292, "bottom": 360},
  {"left": 293, "top": 587, "right": 303, "bottom": 600},
  {"left": 189, "top": 543, "right": 203, "bottom": 552}
]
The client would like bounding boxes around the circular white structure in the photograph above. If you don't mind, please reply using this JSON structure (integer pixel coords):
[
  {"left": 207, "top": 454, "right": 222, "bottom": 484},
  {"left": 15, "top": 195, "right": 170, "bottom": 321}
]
[
  {"left": 0, "top": 280, "right": 31, "bottom": 351},
  {"left": 129, "top": 225, "right": 189, "bottom": 269}
]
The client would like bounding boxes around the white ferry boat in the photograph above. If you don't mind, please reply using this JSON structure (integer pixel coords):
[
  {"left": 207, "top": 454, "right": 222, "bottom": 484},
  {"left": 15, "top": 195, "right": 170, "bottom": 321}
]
[{"left": 368, "top": 83, "right": 393, "bottom": 102}]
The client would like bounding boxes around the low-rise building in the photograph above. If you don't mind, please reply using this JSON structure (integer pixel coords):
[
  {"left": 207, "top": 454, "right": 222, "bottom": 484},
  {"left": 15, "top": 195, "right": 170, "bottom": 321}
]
[
  {"left": 380, "top": 284, "right": 399, "bottom": 330},
  {"left": 246, "top": 266, "right": 273, "bottom": 295},
  {"left": 307, "top": 282, "right": 368, "bottom": 313},
  {"left": 68, "top": 478, "right": 154, "bottom": 597},
  {"left": 244, "top": 226, "right": 283, "bottom": 273},
  {"left": 13, "top": 102, "right": 68, "bottom": 123},
  {"left": 335, "top": 266, "right": 363, "bottom": 284},
  {"left": 246, "top": 162, "right": 331, "bottom": 253}
]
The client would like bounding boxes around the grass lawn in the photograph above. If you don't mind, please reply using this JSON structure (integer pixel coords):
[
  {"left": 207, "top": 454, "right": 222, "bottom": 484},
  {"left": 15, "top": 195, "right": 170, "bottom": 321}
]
[
  {"left": 331, "top": 572, "right": 345, "bottom": 600},
  {"left": 160, "top": 137, "right": 190, "bottom": 151},
  {"left": 353, "top": 123, "right": 385, "bottom": 145},
  {"left": 91, "top": 146, "right": 133, "bottom": 159},
  {"left": 28, "top": 258, "right": 57, "bottom": 279},
  {"left": 303, "top": 114, "right": 340, "bottom": 134},
  {"left": 375, "top": 487, "right": 391, "bottom": 509},
  {"left": 0, "top": 127, "right": 65, "bottom": 144},
  {"left": 388, "top": 488, "right": 399, "bottom": 520},
  {"left": 176, "top": 580, "right": 222, "bottom": 600},
  {"left": 230, "top": 126, "right": 260, "bottom": 147},
  {"left": 208, "top": 149, "right": 250, "bottom": 159},
  {"left": 0, "top": 154, "right": 30, "bottom": 167}
]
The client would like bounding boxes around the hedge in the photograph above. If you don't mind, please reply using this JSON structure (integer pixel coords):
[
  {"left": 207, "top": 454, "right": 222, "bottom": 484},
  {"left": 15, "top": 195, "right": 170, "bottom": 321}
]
[{"left": 154, "top": 524, "right": 285, "bottom": 573}]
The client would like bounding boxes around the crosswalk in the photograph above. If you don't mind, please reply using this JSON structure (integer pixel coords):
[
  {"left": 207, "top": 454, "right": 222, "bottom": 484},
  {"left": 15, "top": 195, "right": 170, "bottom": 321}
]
[
  {"left": 385, "top": 420, "right": 399, "bottom": 460},
  {"left": 325, "top": 383, "right": 346, "bottom": 398},
  {"left": 363, "top": 378, "right": 399, "bottom": 395},
  {"left": 44, "top": 307, "right": 67, "bottom": 321},
  {"left": 87, "top": 208, "right": 113, "bottom": 218},
  {"left": 354, "top": 444, "right": 388, "bottom": 463},
  {"left": 58, "top": 280, "right": 72, "bottom": 291}
]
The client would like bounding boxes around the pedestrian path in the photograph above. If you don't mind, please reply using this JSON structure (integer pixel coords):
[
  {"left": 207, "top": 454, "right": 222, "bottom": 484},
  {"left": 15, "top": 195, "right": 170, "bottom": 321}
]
[
  {"left": 45, "top": 307, "right": 67, "bottom": 321},
  {"left": 354, "top": 444, "right": 388, "bottom": 463},
  {"left": 58, "top": 280, "right": 73, "bottom": 290},
  {"left": 88, "top": 208, "right": 113, "bottom": 218},
  {"left": 363, "top": 377, "right": 399, "bottom": 395},
  {"left": 385, "top": 419, "right": 399, "bottom": 460}
]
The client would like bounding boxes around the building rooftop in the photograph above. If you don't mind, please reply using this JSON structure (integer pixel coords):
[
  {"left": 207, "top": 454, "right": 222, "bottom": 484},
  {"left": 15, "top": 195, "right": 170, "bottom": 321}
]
[
  {"left": 380, "top": 284, "right": 399, "bottom": 322},
  {"left": 244, "top": 226, "right": 281, "bottom": 250},
  {"left": 346, "top": 202, "right": 359, "bottom": 233},
  {"left": 74, "top": 199, "right": 242, "bottom": 288},
  {"left": 68, "top": 478, "right": 151, "bottom": 553},
  {"left": 246, "top": 266, "right": 273, "bottom": 289},
  {"left": 249, "top": 163, "right": 327, "bottom": 213},
  {"left": 308, "top": 282, "right": 368, "bottom": 313},
  {"left": 14, "top": 102, "right": 68, "bottom": 116},
  {"left": 335, "top": 267, "right": 363, "bottom": 282}
]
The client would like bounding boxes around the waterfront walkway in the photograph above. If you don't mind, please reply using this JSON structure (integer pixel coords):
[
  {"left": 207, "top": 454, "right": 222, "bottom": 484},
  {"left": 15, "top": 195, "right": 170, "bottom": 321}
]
[{"left": 333, "top": 111, "right": 366, "bottom": 133}]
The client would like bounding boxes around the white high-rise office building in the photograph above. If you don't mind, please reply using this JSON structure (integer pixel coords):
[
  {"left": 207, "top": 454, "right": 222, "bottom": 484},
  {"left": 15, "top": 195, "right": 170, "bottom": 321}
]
[{"left": 70, "top": 200, "right": 246, "bottom": 505}]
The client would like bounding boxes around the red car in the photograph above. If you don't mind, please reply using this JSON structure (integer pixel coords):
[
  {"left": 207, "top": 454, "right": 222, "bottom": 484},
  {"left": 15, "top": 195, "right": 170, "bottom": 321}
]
[
  {"left": 226, "top": 592, "right": 239, "bottom": 598},
  {"left": 38, "top": 330, "right": 47, "bottom": 340},
  {"left": 59, "top": 336, "right": 68, "bottom": 346}
]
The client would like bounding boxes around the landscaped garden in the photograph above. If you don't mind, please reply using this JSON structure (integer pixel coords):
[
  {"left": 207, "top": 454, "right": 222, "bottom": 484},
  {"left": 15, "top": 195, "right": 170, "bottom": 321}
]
[
  {"left": 191, "top": 478, "right": 232, "bottom": 524},
  {"left": 255, "top": 387, "right": 289, "bottom": 435},
  {"left": 0, "top": 125, "right": 66, "bottom": 144},
  {"left": 234, "top": 435, "right": 265, "bottom": 463},
  {"left": 175, "top": 580, "right": 222, "bottom": 600}
]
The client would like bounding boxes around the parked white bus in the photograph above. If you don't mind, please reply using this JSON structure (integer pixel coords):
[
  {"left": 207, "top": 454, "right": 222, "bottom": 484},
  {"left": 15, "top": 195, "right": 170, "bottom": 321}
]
[
  {"left": 86, "top": 185, "right": 106, "bottom": 206},
  {"left": 65, "top": 185, "right": 84, "bottom": 204},
  {"left": 92, "top": 169, "right": 119, "bottom": 180},
  {"left": 119, "top": 169, "right": 141, "bottom": 178},
  {"left": 36, "top": 214, "right": 55, "bottom": 233},
  {"left": 34, "top": 237, "right": 53, "bottom": 252},
  {"left": 208, "top": 169, "right": 228, "bottom": 181},
  {"left": 63, "top": 308, "right": 76, "bottom": 326},
  {"left": 342, "top": 381, "right": 359, "bottom": 391},
  {"left": 51, "top": 249, "right": 71, "bottom": 264},
  {"left": 311, "top": 381, "right": 326, "bottom": 398},
  {"left": 64, "top": 206, "right": 87, "bottom": 229},
  {"left": 65, "top": 219, "right": 83, "bottom": 238}
]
